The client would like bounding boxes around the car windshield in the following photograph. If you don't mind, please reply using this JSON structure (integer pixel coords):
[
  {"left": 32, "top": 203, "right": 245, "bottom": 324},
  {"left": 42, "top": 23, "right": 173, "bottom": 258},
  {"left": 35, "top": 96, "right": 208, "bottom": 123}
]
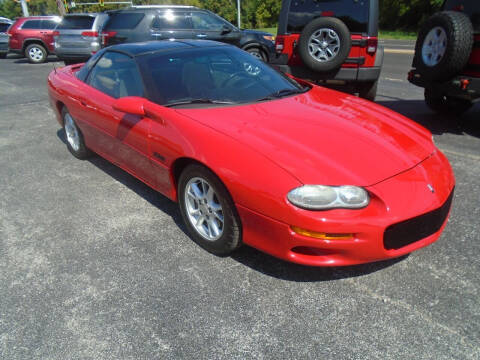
[{"left": 137, "top": 46, "right": 308, "bottom": 107}]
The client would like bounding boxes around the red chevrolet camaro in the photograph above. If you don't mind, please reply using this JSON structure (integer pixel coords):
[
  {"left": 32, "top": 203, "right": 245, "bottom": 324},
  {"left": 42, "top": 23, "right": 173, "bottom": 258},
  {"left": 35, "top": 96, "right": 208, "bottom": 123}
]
[{"left": 47, "top": 40, "right": 455, "bottom": 266}]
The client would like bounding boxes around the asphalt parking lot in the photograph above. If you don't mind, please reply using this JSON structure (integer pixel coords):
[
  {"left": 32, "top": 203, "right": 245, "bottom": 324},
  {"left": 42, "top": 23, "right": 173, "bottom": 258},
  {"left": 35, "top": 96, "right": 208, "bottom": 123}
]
[{"left": 1, "top": 42, "right": 479, "bottom": 359}]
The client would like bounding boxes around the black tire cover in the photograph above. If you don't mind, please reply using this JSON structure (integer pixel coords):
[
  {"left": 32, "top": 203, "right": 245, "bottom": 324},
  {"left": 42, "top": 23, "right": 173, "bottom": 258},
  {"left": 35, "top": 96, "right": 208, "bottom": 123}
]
[{"left": 414, "top": 11, "right": 473, "bottom": 81}]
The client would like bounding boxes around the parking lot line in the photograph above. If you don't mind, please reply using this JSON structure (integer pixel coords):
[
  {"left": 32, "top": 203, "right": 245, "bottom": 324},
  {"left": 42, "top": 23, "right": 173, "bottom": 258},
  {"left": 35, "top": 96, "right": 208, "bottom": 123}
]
[{"left": 384, "top": 48, "right": 415, "bottom": 54}]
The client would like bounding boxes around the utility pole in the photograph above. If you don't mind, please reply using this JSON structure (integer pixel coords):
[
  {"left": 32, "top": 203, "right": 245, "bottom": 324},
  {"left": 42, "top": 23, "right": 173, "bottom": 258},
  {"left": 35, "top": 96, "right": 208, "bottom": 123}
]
[
  {"left": 20, "top": 0, "right": 29, "bottom": 17},
  {"left": 56, "top": 0, "right": 67, "bottom": 16},
  {"left": 237, "top": 0, "right": 241, "bottom": 28}
]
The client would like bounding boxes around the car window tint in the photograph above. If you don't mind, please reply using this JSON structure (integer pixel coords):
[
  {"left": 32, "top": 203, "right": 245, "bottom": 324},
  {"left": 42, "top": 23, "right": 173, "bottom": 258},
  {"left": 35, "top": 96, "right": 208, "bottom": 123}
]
[
  {"left": 0, "top": 23, "right": 10, "bottom": 32},
  {"left": 191, "top": 12, "right": 226, "bottom": 31},
  {"left": 104, "top": 13, "right": 144, "bottom": 30},
  {"left": 57, "top": 16, "right": 95, "bottom": 30},
  {"left": 41, "top": 20, "right": 58, "bottom": 29},
  {"left": 87, "top": 51, "right": 144, "bottom": 99},
  {"left": 153, "top": 11, "right": 191, "bottom": 30},
  {"left": 22, "top": 20, "right": 42, "bottom": 29},
  {"left": 76, "top": 49, "right": 105, "bottom": 82},
  {"left": 137, "top": 46, "right": 305, "bottom": 106},
  {"left": 288, "top": 0, "right": 369, "bottom": 33}
]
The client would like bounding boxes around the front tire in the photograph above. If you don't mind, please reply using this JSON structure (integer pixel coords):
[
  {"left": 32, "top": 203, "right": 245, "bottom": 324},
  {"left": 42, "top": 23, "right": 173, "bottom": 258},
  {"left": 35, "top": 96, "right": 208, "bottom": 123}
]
[
  {"left": 246, "top": 47, "right": 267, "bottom": 62},
  {"left": 424, "top": 88, "right": 473, "bottom": 115},
  {"left": 62, "top": 107, "right": 92, "bottom": 159},
  {"left": 178, "top": 164, "right": 242, "bottom": 256},
  {"left": 25, "top": 43, "right": 47, "bottom": 64}
]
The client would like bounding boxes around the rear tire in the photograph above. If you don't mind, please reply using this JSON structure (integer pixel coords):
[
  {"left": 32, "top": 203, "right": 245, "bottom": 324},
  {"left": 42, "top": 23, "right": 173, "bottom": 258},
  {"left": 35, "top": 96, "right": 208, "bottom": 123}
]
[
  {"left": 424, "top": 88, "right": 473, "bottom": 115},
  {"left": 414, "top": 11, "right": 473, "bottom": 81},
  {"left": 25, "top": 43, "right": 47, "bottom": 64},
  {"left": 178, "top": 164, "right": 242, "bottom": 256},
  {"left": 358, "top": 81, "right": 378, "bottom": 102},
  {"left": 298, "top": 17, "right": 351, "bottom": 73}
]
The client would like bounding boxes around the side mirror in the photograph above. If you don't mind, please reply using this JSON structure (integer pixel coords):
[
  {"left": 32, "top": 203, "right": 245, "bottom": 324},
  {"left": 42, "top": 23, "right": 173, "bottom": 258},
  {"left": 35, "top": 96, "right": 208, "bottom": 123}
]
[
  {"left": 221, "top": 25, "right": 233, "bottom": 35},
  {"left": 112, "top": 96, "right": 145, "bottom": 116}
]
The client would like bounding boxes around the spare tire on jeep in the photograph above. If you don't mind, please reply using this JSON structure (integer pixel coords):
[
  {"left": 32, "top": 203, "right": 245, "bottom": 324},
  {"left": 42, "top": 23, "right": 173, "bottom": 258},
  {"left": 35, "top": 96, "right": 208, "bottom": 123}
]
[
  {"left": 414, "top": 11, "right": 473, "bottom": 81},
  {"left": 298, "top": 17, "right": 351, "bottom": 73}
]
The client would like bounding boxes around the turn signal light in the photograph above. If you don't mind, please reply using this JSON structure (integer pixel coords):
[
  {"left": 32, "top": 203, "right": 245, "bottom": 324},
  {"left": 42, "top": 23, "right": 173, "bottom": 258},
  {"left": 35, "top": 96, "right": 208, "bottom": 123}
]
[
  {"left": 291, "top": 226, "right": 354, "bottom": 240},
  {"left": 366, "top": 37, "right": 378, "bottom": 55}
]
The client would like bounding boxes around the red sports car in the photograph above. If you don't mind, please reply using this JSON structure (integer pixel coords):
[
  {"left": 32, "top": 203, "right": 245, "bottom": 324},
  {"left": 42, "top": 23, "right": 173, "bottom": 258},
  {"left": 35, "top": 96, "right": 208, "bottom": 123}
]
[{"left": 47, "top": 40, "right": 455, "bottom": 267}]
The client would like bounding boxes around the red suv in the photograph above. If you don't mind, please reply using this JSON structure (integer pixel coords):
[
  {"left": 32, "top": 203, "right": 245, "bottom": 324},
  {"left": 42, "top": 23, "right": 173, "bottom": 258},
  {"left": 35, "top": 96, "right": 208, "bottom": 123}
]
[
  {"left": 272, "top": 0, "right": 383, "bottom": 101},
  {"left": 408, "top": 0, "right": 479, "bottom": 115},
  {"left": 8, "top": 16, "right": 60, "bottom": 63}
]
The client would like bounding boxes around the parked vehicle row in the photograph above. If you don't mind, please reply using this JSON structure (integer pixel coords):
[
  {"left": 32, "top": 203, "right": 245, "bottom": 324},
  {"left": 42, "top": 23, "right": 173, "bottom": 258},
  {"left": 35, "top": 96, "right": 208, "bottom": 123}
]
[
  {"left": 3, "top": 6, "right": 275, "bottom": 64},
  {"left": 0, "top": 17, "right": 12, "bottom": 58}
]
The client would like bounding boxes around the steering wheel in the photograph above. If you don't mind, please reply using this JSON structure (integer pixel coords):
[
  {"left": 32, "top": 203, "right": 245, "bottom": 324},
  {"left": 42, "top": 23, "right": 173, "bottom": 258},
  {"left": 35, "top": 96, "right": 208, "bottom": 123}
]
[{"left": 220, "top": 72, "right": 254, "bottom": 89}]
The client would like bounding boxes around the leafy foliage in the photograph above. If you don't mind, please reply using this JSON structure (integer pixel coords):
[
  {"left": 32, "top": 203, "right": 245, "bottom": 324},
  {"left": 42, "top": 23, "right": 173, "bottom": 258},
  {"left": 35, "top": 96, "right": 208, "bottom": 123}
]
[{"left": 0, "top": 0, "right": 445, "bottom": 32}]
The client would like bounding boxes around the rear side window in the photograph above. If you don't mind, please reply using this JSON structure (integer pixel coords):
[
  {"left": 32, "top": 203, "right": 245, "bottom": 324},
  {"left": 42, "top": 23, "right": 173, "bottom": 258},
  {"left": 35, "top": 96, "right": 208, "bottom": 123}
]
[
  {"left": 42, "top": 20, "right": 58, "bottom": 29},
  {"left": 57, "top": 16, "right": 95, "bottom": 30},
  {"left": 288, "top": 0, "right": 369, "bottom": 34},
  {"left": 104, "top": 13, "right": 144, "bottom": 30},
  {"left": 21, "top": 20, "right": 42, "bottom": 29},
  {"left": 152, "top": 11, "right": 192, "bottom": 30},
  {"left": 0, "top": 23, "right": 10, "bottom": 32},
  {"left": 443, "top": 0, "right": 480, "bottom": 32},
  {"left": 191, "top": 12, "right": 226, "bottom": 31}
]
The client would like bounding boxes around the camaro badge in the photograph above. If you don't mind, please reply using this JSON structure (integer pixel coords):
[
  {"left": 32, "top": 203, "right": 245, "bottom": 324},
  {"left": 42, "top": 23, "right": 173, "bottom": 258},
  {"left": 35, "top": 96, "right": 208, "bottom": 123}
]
[{"left": 427, "top": 184, "right": 435, "bottom": 193}]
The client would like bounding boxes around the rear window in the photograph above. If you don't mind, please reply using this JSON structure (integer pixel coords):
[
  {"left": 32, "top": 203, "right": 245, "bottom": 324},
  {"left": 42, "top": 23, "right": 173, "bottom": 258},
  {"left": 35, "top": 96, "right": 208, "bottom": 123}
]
[
  {"left": 443, "top": 0, "right": 480, "bottom": 32},
  {"left": 42, "top": 20, "right": 58, "bottom": 29},
  {"left": 57, "top": 16, "right": 95, "bottom": 30},
  {"left": 104, "top": 12, "right": 144, "bottom": 30},
  {"left": 287, "top": 0, "right": 370, "bottom": 34}
]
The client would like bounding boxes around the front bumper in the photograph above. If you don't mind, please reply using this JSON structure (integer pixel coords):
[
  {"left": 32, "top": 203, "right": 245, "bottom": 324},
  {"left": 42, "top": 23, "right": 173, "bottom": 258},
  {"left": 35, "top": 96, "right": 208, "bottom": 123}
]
[{"left": 237, "top": 150, "right": 455, "bottom": 266}]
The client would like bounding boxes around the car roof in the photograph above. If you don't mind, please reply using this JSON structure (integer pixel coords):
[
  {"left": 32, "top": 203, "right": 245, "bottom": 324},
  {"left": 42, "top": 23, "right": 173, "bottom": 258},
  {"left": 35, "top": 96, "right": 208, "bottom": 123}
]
[{"left": 107, "top": 40, "right": 228, "bottom": 57}]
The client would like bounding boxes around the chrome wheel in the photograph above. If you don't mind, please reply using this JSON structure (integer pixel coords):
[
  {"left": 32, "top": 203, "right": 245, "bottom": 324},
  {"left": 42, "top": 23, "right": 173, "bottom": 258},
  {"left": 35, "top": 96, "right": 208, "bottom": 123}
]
[
  {"left": 64, "top": 113, "right": 80, "bottom": 152},
  {"left": 248, "top": 49, "right": 264, "bottom": 61},
  {"left": 184, "top": 177, "right": 224, "bottom": 241},
  {"left": 28, "top": 46, "right": 44, "bottom": 62},
  {"left": 422, "top": 26, "right": 447, "bottom": 67},
  {"left": 308, "top": 28, "right": 340, "bottom": 62}
]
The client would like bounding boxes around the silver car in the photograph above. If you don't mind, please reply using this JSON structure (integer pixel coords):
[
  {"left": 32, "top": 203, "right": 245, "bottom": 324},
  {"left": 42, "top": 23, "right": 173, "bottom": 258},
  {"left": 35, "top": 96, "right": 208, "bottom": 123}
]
[
  {"left": 0, "top": 19, "right": 12, "bottom": 59},
  {"left": 54, "top": 13, "right": 108, "bottom": 64}
]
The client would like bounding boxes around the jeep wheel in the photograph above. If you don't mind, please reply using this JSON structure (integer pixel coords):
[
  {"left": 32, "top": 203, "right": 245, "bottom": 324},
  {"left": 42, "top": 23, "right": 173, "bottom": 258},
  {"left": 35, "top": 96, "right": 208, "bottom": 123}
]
[
  {"left": 25, "top": 43, "right": 47, "bottom": 64},
  {"left": 424, "top": 88, "right": 473, "bottom": 115},
  {"left": 415, "top": 11, "right": 473, "bottom": 81},
  {"left": 298, "top": 17, "right": 351, "bottom": 73}
]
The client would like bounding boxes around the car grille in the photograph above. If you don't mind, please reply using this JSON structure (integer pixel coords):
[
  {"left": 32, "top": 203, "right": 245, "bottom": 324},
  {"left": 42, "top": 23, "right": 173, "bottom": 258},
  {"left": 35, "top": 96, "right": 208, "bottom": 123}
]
[{"left": 384, "top": 189, "right": 454, "bottom": 250}]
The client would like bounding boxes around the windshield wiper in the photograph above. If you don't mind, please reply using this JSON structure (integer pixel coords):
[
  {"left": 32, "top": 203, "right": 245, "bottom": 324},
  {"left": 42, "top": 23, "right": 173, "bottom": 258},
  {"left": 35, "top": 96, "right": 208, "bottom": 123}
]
[
  {"left": 165, "top": 98, "right": 238, "bottom": 107},
  {"left": 255, "top": 87, "right": 309, "bottom": 102}
]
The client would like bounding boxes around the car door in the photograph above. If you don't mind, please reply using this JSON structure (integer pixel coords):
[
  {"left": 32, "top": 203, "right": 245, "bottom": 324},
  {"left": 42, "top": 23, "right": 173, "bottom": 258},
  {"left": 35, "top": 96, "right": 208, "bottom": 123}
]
[
  {"left": 78, "top": 51, "right": 156, "bottom": 185},
  {"left": 150, "top": 10, "right": 194, "bottom": 41},
  {"left": 40, "top": 19, "right": 58, "bottom": 52},
  {"left": 190, "top": 11, "right": 241, "bottom": 46}
]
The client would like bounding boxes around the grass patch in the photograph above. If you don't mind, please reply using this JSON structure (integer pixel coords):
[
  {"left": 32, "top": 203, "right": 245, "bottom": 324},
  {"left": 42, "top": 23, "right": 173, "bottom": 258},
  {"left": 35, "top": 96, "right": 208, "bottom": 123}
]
[
  {"left": 255, "top": 27, "right": 277, "bottom": 35},
  {"left": 254, "top": 27, "right": 417, "bottom": 40},
  {"left": 379, "top": 30, "right": 417, "bottom": 40}
]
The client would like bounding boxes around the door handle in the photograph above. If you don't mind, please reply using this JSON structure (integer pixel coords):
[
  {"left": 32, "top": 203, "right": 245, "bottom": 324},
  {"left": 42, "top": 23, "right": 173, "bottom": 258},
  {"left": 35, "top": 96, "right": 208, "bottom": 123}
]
[{"left": 196, "top": 34, "right": 207, "bottom": 38}]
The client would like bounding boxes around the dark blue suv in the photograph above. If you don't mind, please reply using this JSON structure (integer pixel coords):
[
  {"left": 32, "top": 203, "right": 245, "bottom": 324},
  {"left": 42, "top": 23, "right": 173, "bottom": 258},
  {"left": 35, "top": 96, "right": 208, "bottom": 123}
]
[{"left": 101, "top": 5, "right": 275, "bottom": 61}]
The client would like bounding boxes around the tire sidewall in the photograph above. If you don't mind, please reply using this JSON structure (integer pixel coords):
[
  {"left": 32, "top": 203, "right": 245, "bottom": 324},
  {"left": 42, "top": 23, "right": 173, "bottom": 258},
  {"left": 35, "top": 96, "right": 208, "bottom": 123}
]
[
  {"left": 62, "top": 107, "right": 90, "bottom": 159},
  {"left": 298, "top": 17, "right": 351, "bottom": 72},
  {"left": 178, "top": 164, "right": 242, "bottom": 256},
  {"left": 415, "top": 11, "right": 473, "bottom": 81},
  {"left": 25, "top": 44, "right": 47, "bottom": 64}
]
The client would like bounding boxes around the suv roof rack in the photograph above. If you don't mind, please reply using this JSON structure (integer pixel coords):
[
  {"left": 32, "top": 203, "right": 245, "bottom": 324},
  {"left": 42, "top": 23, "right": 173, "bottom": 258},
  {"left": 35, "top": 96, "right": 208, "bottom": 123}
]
[{"left": 130, "top": 5, "right": 197, "bottom": 9}]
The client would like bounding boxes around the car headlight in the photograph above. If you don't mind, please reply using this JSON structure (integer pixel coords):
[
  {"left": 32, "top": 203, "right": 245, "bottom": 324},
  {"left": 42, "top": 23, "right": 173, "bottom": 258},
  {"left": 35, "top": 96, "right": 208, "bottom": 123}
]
[
  {"left": 287, "top": 185, "right": 370, "bottom": 210},
  {"left": 263, "top": 35, "right": 274, "bottom": 42}
]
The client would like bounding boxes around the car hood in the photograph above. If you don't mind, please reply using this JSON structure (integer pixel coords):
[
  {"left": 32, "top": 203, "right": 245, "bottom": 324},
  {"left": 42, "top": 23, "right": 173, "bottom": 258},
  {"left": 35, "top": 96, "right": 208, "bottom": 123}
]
[{"left": 175, "top": 86, "right": 435, "bottom": 186}]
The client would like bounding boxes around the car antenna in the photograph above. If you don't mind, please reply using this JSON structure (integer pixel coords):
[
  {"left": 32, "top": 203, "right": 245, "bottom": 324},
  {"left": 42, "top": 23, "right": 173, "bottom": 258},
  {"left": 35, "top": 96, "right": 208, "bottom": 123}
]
[{"left": 53, "top": 62, "right": 57, "bottom": 74}]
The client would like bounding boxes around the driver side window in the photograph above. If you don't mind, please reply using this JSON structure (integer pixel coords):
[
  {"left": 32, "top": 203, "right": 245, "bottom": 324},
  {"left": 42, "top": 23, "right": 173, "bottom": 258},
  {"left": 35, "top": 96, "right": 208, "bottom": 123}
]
[{"left": 87, "top": 51, "right": 144, "bottom": 99}]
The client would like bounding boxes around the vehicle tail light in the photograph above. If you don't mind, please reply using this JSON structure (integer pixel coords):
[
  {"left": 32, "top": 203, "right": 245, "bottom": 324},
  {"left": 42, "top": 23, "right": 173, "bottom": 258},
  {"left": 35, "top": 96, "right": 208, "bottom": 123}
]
[
  {"left": 321, "top": 11, "right": 335, "bottom": 17},
  {"left": 366, "top": 37, "right": 378, "bottom": 55},
  {"left": 101, "top": 31, "right": 117, "bottom": 46},
  {"left": 81, "top": 31, "right": 98, "bottom": 37},
  {"left": 275, "top": 35, "right": 285, "bottom": 53},
  {"left": 52, "top": 30, "right": 60, "bottom": 38}
]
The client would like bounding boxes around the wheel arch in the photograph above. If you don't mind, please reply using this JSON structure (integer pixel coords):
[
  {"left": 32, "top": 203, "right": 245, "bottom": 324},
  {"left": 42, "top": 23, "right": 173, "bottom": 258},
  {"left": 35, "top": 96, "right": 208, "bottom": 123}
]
[{"left": 23, "top": 39, "right": 49, "bottom": 53}]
